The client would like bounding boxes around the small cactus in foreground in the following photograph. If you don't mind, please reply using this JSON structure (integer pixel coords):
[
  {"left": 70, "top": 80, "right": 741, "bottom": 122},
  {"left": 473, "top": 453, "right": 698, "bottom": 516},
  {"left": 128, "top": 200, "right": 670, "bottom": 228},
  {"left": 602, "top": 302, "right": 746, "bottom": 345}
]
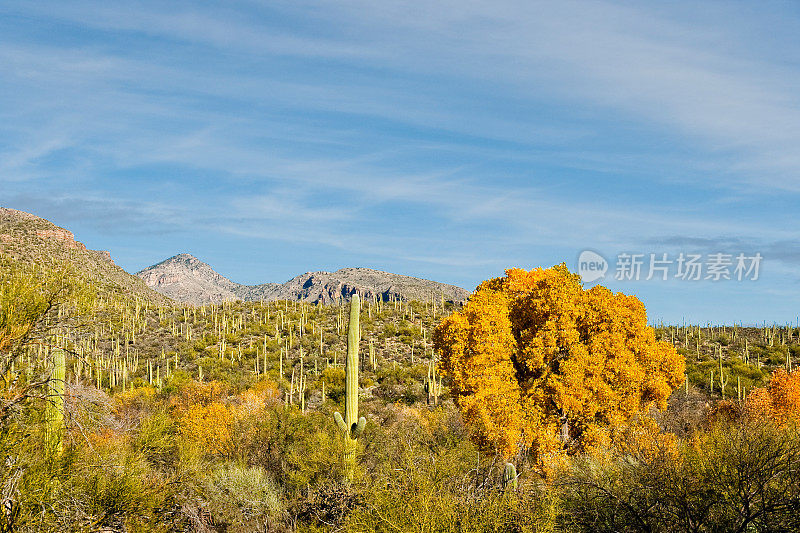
[
  {"left": 503, "top": 462, "right": 518, "bottom": 491},
  {"left": 46, "top": 347, "right": 66, "bottom": 454},
  {"left": 334, "top": 294, "right": 366, "bottom": 482}
]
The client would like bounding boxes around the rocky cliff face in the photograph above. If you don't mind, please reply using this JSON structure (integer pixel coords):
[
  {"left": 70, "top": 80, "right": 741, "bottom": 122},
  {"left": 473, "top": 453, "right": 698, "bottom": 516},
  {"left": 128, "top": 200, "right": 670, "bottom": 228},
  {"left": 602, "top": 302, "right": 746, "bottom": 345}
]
[
  {"left": 262, "top": 267, "right": 469, "bottom": 304},
  {"left": 0, "top": 208, "right": 115, "bottom": 262},
  {"left": 35, "top": 228, "right": 87, "bottom": 251},
  {"left": 137, "top": 254, "right": 470, "bottom": 305}
]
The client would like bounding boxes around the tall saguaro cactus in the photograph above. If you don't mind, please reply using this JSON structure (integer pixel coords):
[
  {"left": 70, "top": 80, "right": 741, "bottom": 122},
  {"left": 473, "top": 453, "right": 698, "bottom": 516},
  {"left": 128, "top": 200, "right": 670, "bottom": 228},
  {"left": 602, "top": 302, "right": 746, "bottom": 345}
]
[
  {"left": 46, "top": 347, "right": 66, "bottom": 454},
  {"left": 334, "top": 294, "right": 366, "bottom": 481}
]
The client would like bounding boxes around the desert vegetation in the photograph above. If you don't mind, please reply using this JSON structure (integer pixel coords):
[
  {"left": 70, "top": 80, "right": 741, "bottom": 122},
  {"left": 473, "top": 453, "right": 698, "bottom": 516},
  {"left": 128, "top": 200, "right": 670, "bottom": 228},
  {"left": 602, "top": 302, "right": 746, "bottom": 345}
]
[{"left": 2, "top": 253, "right": 800, "bottom": 532}]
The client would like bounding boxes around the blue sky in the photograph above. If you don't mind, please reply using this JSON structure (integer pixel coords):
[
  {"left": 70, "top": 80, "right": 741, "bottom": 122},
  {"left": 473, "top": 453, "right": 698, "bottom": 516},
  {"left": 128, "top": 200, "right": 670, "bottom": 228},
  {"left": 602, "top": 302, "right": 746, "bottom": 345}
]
[{"left": 1, "top": 1, "right": 799, "bottom": 324}]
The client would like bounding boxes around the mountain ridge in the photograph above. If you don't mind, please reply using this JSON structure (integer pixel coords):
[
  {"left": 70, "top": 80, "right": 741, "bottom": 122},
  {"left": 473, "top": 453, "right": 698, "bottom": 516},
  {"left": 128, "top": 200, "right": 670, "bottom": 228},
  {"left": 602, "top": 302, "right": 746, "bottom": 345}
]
[
  {"left": 0, "top": 207, "right": 471, "bottom": 306},
  {"left": 136, "top": 253, "right": 470, "bottom": 305},
  {"left": 0, "top": 207, "right": 170, "bottom": 305}
]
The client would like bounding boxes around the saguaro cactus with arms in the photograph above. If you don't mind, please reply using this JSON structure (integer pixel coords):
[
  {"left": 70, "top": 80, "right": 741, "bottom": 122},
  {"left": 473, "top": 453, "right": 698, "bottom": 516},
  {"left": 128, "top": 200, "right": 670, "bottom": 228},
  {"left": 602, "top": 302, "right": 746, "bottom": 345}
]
[{"left": 334, "top": 294, "right": 366, "bottom": 481}]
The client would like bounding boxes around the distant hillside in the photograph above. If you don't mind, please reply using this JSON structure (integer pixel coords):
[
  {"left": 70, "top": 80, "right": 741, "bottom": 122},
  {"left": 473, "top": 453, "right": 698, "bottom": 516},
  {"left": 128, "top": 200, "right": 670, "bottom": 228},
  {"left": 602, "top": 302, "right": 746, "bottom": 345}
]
[
  {"left": 137, "top": 253, "right": 470, "bottom": 305},
  {"left": 0, "top": 207, "right": 170, "bottom": 305}
]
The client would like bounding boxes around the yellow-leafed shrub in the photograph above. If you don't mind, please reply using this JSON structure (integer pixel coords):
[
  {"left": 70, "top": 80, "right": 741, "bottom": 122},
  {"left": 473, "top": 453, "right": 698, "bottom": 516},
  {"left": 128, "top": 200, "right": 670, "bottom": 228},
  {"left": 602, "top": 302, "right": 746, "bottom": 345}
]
[
  {"left": 178, "top": 402, "right": 234, "bottom": 455},
  {"left": 746, "top": 368, "right": 800, "bottom": 424}
]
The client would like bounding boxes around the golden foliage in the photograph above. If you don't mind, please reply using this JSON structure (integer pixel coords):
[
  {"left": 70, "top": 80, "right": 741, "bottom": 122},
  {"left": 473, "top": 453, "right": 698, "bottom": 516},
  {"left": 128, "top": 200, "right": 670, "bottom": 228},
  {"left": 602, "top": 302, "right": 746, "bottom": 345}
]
[
  {"left": 238, "top": 380, "right": 281, "bottom": 417},
  {"left": 113, "top": 385, "right": 157, "bottom": 412},
  {"left": 746, "top": 368, "right": 800, "bottom": 424},
  {"left": 169, "top": 380, "right": 232, "bottom": 455},
  {"left": 168, "top": 380, "right": 228, "bottom": 414},
  {"left": 87, "top": 427, "right": 127, "bottom": 451},
  {"left": 172, "top": 380, "right": 284, "bottom": 456},
  {"left": 609, "top": 414, "right": 680, "bottom": 461},
  {"left": 434, "top": 264, "right": 685, "bottom": 461},
  {"left": 178, "top": 402, "right": 234, "bottom": 455}
]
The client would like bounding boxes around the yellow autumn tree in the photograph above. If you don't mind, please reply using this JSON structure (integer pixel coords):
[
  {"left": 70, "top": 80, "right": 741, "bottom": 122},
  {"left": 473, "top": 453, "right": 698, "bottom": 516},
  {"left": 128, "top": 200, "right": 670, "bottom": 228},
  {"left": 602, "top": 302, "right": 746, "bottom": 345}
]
[
  {"left": 746, "top": 368, "right": 800, "bottom": 425},
  {"left": 433, "top": 264, "right": 685, "bottom": 462}
]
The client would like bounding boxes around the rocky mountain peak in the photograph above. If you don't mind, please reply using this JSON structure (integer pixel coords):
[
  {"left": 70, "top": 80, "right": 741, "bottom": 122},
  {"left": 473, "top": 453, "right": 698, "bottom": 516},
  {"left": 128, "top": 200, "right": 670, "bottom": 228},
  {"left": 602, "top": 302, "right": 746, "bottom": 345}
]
[
  {"left": 136, "top": 253, "right": 242, "bottom": 303},
  {"left": 137, "top": 255, "right": 470, "bottom": 305}
]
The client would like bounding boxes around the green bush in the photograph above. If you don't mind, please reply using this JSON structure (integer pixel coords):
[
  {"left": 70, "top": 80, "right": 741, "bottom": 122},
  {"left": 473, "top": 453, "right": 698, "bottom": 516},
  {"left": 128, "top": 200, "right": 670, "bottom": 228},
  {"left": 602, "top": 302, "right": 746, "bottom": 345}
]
[
  {"left": 202, "top": 462, "right": 282, "bottom": 530},
  {"left": 134, "top": 410, "right": 178, "bottom": 467},
  {"left": 349, "top": 405, "right": 557, "bottom": 532},
  {"left": 320, "top": 367, "right": 346, "bottom": 403},
  {"left": 237, "top": 406, "right": 342, "bottom": 492},
  {"left": 559, "top": 419, "right": 800, "bottom": 532},
  {"left": 41, "top": 443, "right": 178, "bottom": 531}
]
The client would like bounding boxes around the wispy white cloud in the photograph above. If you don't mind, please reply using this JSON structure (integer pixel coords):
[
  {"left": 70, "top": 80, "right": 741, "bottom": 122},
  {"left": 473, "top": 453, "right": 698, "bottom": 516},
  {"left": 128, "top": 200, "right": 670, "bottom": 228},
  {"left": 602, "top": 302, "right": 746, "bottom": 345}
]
[
  {"left": 329, "top": 1, "right": 800, "bottom": 190},
  {"left": 0, "top": 136, "right": 74, "bottom": 181},
  {"left": 2, "top": 0, "right": 800, "bottom": 316},
  {"left": 7, "top": 0, "right": 800, "bottom": 190},
  {"left": 3, "top": 192, "right": 191, "bottom": 235}
]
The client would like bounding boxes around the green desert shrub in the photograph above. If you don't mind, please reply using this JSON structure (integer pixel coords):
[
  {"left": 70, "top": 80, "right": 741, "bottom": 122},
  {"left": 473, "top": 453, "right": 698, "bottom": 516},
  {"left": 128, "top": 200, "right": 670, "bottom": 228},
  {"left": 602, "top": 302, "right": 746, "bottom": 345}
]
[
  {"left": 38, "top": 442, "right": 177, "bottom": 532},
  {"left": 202, "top": 462, "right": 282, "bottom": 529},
  {"left": 559, "top": 418, "right": 800, "bottom": 532},
  {"left": 348, "top": 407, "right": 557, "bottom": 532},
  {"left": 320, "top": 366, "right": 346, "bottom": 403},
  {"left": 134, "top": 410, "right": 178, "bottom": 467},
  {"left": 240, "top": 406, "right": 342, "bottom": 492}
]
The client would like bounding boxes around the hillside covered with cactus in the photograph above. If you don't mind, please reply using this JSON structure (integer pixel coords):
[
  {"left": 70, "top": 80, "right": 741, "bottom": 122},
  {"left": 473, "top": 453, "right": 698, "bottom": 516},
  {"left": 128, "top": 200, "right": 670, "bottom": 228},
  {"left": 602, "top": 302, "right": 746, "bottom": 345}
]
[
  {"left": 73, "top": 285, "right": 452, "bottom": 407},
  {"left": 0, "top": 207, "right": 170, "bottom": 306},
  {"left": 4, "top": 211, "right": 800, "bottom": 531}
]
